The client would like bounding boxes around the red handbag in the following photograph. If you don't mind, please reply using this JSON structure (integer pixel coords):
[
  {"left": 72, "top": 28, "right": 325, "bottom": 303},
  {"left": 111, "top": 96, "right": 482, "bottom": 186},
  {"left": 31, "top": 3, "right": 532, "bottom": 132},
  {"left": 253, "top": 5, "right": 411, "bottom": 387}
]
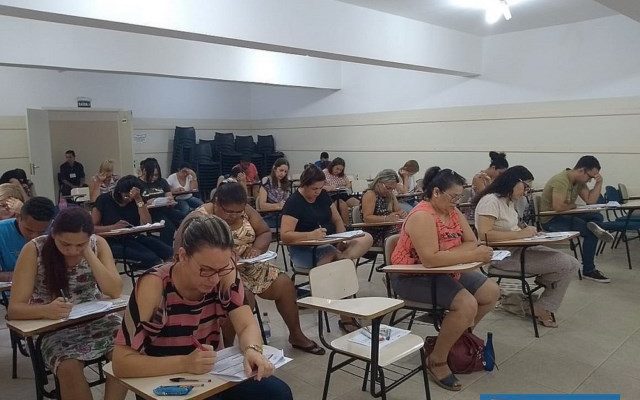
[{"left": 424, "top": 331, "right": 486, "bottom": 374}]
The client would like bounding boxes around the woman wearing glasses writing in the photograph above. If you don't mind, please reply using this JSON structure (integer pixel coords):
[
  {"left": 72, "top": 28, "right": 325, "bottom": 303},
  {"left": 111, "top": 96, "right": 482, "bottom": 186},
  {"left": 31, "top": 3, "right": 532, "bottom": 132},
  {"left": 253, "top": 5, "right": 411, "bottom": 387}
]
[
  {"left": 360, "top": 169, "right": 407, "bottom": 247},
  {"left": 195, "top": 182, "right": 325, "bottom": 356},
  {"left": 390, "top": 167, "right": 499, "bottom": 391},
  {"left": 473, "top": 166, "right": 579, "bottom": 328},
  {"left": 112, "top": 214, "right": 292, "bottom": 400}
]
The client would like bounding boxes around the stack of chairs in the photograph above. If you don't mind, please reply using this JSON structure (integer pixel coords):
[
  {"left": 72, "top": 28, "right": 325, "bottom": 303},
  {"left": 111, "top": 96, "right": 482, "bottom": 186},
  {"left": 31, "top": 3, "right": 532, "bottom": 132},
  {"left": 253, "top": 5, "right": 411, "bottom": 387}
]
[
  {"left": 214, "top": 132, "right": 242, "bottom": 174},
  {"left": 170, "top": 127, "right": 196, "bottom": 173},
  {"left": 256, "top": 134, "right": 285, "bottom": 176},
  {"left": 194, "top": 141, "right": 220, "bottom": 201}
]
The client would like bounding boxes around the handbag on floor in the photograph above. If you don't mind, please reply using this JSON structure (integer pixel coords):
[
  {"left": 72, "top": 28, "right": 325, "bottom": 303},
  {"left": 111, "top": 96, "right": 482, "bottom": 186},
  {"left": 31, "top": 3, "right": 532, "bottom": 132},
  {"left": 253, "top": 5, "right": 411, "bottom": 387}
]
[{"left": 424, "top": 331, "right": 486, "bottom": 374}]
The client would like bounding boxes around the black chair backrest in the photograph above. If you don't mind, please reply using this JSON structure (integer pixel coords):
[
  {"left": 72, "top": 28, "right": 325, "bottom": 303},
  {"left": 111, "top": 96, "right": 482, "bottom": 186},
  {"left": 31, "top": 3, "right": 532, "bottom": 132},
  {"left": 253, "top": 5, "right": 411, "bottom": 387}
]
[
  {"left": 215, "top": 132, "right": 235, "bottom": 153},
  {"left": 256, "top": 135, "right": 275, "bottom": 154},
  {"left": 235, "top": 135, "right": 256, "bottom": 153},
  {"left": 174, "top": 126, "right": 197, "bottom": 144}
]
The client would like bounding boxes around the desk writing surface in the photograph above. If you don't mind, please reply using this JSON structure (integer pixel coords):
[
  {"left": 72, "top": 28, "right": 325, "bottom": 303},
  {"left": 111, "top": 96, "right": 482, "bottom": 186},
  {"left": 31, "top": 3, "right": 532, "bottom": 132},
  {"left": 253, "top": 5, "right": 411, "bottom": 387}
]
[
  {"left": 6, "top": 295, "right": 129, "bottom": 337},
  {"left": 103, "top": 363, "right": 234, "bottom": 400},
  {"left": 292, "top": 231, "right": 365, "bottom": 246},
  {"left": 382, "top": 262, "right": 484, "bottom": 274},
  {"left": 99, "top": 223, "right": 165, "bottom": 238},
  {"left": 350, "top": 220, "right": 403, "bottom": 228},
  {"left": 618, "top": 200, "right": 640, "bottom": 209},
  {"left": 486, "top": 231, "right": 580, "bottom": 247},
  {"left": 538, "top": 207, "right": 609, "bottom": 216},
  {"left": 297, "top": 297, "right": 403, "bottom": 320}
]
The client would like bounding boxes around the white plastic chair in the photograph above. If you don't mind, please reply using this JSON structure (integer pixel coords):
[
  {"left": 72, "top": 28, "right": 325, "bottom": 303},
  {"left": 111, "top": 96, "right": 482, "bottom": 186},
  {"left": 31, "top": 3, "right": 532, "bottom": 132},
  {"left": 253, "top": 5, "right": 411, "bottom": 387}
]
[{"left": 299, "top": 259, "right": 430, "bottom": 400}]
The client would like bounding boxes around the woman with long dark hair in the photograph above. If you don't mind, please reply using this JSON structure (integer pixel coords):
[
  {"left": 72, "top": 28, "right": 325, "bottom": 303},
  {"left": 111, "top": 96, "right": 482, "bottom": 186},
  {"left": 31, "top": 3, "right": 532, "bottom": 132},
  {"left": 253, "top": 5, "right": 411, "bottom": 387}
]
[
  {"left": 256, "top": 158, "right": 290, "bottom": 228},
  {"left": 390, "top": 167, "right": 499, "bottom": 391},
  {"left": 8, "top": 207, "right": 125, "bottom": 400},
  {"left": 473, "top": 165, "right": 579, "bottom": 327}
]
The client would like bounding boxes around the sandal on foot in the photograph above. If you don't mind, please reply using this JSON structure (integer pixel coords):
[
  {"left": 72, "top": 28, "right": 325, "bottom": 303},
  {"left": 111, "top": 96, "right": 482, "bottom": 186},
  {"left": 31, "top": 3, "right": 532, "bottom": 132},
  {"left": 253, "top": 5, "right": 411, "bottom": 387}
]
[
  {"left": 291, "top": 340, "right": 326, "bottom": 355},
  {"left": 426, "top": 358, "right": 462, "bottom": 392},
  {"left": 338, "top": 319, "right": 361, "bottom": 333},
  {"left": 536, "top": 314, "right": 558, "bottom": 328}
]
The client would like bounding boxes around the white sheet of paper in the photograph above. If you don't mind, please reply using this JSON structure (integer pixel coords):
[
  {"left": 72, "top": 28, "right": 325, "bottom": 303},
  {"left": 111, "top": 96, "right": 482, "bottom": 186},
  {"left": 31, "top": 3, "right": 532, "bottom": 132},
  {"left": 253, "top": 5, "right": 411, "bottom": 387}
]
[
  {"left": 68, "top": 300, "right": 112, "bottom": 319},
  {"left": 209, "top": 346, "right": 291, "bottom": 382},
  {"left": 347, "top": 325, "right": 410, "bottom": 349},
  {"left": 238, "top": 250, "right": 277, "bottom": 264},
  {"left": 491, "top": 250, "right": 511, "bottom": 261},
  {"left": 325, "top": 230, "right": 364, "bottom": 239}
]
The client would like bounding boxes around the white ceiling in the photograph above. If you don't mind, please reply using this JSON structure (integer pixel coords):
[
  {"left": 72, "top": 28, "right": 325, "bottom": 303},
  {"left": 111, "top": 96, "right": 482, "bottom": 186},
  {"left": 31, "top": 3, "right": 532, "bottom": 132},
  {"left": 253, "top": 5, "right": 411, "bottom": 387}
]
[{"left": 336, "top": 0, "right": 618, "bottom": 36}]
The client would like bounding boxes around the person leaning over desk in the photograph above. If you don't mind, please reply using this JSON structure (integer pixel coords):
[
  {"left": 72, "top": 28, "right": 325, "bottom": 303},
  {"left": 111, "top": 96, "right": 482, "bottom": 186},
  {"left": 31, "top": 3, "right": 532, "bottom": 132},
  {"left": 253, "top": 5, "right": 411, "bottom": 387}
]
[
  {"left": 112, "top": 213, "right": 292, "bottom": 400},
  {"left": 8, "top": 207, "right": 126, "bottom": 400}
]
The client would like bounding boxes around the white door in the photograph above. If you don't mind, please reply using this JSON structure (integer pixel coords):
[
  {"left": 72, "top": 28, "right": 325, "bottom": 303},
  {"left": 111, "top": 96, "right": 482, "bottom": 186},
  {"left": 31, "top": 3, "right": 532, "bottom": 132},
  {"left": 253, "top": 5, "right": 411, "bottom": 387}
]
[{"left": 26, "top": 109, "right": 56, "bottom": 200}]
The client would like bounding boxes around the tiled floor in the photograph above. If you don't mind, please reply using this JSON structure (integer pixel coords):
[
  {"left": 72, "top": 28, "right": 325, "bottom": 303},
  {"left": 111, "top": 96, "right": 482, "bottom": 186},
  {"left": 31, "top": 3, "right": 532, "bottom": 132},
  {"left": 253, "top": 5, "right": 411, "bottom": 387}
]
[{"left": 1, "top": 239, "right": 639, "bottom": 399}]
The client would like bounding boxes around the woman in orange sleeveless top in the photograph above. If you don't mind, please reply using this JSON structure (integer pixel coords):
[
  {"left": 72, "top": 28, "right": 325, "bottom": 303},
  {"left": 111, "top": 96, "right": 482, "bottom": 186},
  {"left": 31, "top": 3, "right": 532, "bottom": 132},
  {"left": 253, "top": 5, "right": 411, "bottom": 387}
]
[{"left": 391, "top": 167, "right": 499, "bottom": 392}]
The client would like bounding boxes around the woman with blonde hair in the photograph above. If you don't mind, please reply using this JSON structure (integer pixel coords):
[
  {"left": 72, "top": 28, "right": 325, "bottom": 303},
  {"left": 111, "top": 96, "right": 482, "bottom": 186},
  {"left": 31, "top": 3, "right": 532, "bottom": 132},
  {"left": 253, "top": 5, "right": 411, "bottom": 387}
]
[
  {"left": 360, "top": 169, "right": 407, "bottom": 247},
  {"left": 0, "top": 182, "right": 28, "bottom": 220},
  {"left": 88, "top": 159, "right": 119, "bottom": 202}
]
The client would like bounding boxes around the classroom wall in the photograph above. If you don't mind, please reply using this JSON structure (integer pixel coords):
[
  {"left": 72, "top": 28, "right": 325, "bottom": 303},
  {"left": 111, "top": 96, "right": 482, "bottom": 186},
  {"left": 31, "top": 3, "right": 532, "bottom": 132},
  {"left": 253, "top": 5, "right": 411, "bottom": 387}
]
[{"left": 250, "top": 96, "right": 640, "bottom": 193}]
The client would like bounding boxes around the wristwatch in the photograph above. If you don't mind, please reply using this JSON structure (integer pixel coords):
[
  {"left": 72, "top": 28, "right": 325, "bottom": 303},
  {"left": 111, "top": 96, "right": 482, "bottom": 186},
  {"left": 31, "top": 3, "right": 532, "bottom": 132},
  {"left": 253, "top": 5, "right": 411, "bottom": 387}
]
[
  {"left": 136, "top": 200, "right": 145, "bottom": 208},
  {"left": 244, "top": 344, "right": 264, "bottom": 355}
]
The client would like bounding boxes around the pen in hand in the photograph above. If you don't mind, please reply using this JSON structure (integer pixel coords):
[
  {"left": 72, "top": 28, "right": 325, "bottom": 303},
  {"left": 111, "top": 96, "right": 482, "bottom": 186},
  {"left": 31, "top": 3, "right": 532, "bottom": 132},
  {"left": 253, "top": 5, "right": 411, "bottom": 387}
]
[
  {"left": 59, "top": 289, "right": 69, "bottom": 303},
  {"left": 191, "top": 335, "right": 206, "bottom": 351}
]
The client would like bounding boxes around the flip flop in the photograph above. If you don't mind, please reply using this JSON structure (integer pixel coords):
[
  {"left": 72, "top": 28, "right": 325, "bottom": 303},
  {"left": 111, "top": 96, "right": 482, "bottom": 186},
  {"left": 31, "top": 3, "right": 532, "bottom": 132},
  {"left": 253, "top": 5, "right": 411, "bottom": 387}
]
[
  {"left": 291, "top": 340, "right": 326, "bottom": 355},
  {"left": 426, "top": 358, "right": 462, "bottom": 392}
]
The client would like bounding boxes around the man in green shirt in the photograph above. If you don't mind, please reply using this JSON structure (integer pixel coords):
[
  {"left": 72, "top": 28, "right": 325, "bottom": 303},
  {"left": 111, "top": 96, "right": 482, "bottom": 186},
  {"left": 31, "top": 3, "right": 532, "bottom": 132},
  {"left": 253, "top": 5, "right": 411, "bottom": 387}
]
[{"left": 539, "top": 156, "right": 614, "bottom": 283}]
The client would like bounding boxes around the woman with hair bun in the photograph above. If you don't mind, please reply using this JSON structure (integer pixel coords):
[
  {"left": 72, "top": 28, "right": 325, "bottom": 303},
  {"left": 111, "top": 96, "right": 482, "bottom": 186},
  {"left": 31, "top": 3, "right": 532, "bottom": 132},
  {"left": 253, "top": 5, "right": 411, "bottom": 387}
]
[
  {"left": 390, "top": 166, "right": 499, "bottom": 392},
  {"left": 472, "top": 151, "right": 508, "bottom": 195}
]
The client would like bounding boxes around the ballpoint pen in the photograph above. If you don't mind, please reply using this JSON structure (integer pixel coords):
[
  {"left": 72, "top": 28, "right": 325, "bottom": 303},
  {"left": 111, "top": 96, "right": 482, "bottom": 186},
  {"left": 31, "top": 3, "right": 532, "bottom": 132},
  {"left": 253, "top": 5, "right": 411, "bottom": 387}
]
[
  {"left": 170, "top": 377, "right": 212, "bottom": 383},
  {"left": 59, "top": 289, "right": 69, "bottom": 302},
  {"left": 191, "top": 335, "right": 206, "bottom": 351}
]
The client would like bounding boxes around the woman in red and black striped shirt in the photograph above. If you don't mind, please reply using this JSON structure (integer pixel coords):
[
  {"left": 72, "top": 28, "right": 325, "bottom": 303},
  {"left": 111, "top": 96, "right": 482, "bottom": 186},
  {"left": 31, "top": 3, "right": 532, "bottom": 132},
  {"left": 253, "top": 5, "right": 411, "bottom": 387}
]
[{"left": 112, "top": 213, "right": 292, "bottom": 400}]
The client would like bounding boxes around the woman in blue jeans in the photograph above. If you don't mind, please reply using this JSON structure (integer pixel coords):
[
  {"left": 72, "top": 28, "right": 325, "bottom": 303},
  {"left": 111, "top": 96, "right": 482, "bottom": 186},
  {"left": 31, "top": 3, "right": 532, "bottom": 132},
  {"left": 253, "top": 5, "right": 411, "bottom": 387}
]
[{"left": 92, "top": 175, "right": 172, "bottom": 269}]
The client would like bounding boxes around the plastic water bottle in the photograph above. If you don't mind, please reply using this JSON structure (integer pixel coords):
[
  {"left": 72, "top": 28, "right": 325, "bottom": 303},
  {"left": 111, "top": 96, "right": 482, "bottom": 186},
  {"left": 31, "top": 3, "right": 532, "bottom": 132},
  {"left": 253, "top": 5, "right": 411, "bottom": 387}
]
[
  {"left": 483, "top": 332, "right": 495, "bottom": 371},
  {"left": 58, "top": 197, "right": 68, "bottom": 210},
  {"left": 262, "top": 312, "right": 271, "bottom": 343}
]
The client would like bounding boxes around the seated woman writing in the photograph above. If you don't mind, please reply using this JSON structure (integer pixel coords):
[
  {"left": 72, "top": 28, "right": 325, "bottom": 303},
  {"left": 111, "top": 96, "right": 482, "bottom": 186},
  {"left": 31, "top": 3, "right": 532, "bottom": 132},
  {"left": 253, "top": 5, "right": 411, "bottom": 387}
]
[
  {"left": 473, "top": 165, "right": 579, "bottom": 327},
  {"left": 8, "top": 207, "right": 126, "bottom": 400},
  {"left": 256, "top": 158, "right": 290, "bottom": 229},
  {"left": 195, "top": 181, "right": 324, "bottom": 355},
  {"left": 360, "top": 169, "right": 407, "bottom": 247},
  {"left": 92, "top": 175, "right": 173, "bottom": 270},
  {"left": 390, "top": 167, "right": 499, "bottom": 392},
  {"left": 112, "top": 213, "right": 292, "bottom": 400},
  {"left": 280, "top": 165, "right": 373, "bottom": 333},
  {"left": 166, "top": 162, "right": 203, "bottom": 216},
  {"left": 322, "top": 157, "right": 359, "bottom": 224}
]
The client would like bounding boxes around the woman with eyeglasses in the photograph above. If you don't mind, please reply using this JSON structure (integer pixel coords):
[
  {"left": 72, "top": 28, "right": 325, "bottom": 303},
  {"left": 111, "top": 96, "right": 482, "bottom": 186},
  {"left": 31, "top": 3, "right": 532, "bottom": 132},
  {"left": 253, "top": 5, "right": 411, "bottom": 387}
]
[
  {"left": 360, "top": 169, "right": 407, "bottom": 247},
  {"left": 194, "top": 182, "right": 325, "bottom": 355},
  {"left": 473, "top": 166, "right": 579, "bottom": 328},
  {"left": 112, "top": 213, "right": 292, "bottom": 399},
  {"left": 390, "top": 166, "right": 499, "bottom": 392},
  {"left": 92, "top": 175, "right": 173, "bottom": 269}
]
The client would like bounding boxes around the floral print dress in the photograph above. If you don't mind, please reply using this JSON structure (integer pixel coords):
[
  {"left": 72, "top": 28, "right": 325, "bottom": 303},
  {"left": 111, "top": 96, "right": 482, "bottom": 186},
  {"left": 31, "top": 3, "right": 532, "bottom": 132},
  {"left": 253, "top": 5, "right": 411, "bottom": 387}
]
[{"left": 29, "top": 235, "right": 121, "bottom": 374}]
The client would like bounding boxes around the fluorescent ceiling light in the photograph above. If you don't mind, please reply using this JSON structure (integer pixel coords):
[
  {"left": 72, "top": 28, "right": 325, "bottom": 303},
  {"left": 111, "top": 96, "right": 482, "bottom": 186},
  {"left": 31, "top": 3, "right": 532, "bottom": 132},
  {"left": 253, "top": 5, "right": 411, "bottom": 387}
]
[{"left": 485, "top": 0, "right": 511, "bottom": 24}]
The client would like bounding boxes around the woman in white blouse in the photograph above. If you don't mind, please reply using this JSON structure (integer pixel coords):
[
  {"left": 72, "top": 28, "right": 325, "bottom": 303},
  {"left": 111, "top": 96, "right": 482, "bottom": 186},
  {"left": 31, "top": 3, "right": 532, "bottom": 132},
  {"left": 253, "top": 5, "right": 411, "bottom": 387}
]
[
  {"left": 473, "top": 166, "right": 580, "bottom": 328},
  {"left": 166, "top": 162, "right": 203, "bottom": 215}
]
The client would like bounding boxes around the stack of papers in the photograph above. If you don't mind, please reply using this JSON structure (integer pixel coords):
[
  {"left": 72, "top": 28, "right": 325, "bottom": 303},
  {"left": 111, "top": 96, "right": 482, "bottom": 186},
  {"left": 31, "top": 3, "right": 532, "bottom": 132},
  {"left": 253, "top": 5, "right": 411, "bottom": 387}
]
[
  {"left": 348, "top": 325, "right": 410, "bottom": 349},
  {"left": 491, "top": 250, "right": 511, "bottom": 261},
  {"left": 523, "top": 231, "right": 572, "bottom": 241},
  {"left": 151, "top": 197, "right": 171, "bottom": 207},
  {"left": 238, "top": 250, "right": 277, "bottom": 264},
  {"left": 68, "top": 300, "right": 112, "bottom": 319},
  {"left": 326, "top": 230, "right": 364, "bottom": 239},
  {"left": 210, "top": 346, "right": 292, "bottom": 382}
]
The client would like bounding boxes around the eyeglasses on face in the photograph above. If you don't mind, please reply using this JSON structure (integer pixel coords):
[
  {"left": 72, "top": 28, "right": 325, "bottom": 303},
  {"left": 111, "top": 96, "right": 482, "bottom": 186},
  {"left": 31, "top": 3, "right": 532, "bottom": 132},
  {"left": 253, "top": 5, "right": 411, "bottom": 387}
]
[
  {"left": 218, "top": 203, "right": 244, "bottom": 216},
  {"left": 442, "top": 191, "right": 464, "bottom": 203},
  {"left": 199, "top": 260, "right": 236, "bottom": 278},
  {"left": 519, "top": 179, "right": 531, "bottom": 192}
]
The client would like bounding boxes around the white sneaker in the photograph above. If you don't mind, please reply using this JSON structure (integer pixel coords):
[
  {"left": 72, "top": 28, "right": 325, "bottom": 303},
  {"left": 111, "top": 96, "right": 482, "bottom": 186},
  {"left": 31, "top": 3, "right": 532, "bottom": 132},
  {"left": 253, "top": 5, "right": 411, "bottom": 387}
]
[{"left": 587, "top": 222, "right": 614, "bottom": 243}]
